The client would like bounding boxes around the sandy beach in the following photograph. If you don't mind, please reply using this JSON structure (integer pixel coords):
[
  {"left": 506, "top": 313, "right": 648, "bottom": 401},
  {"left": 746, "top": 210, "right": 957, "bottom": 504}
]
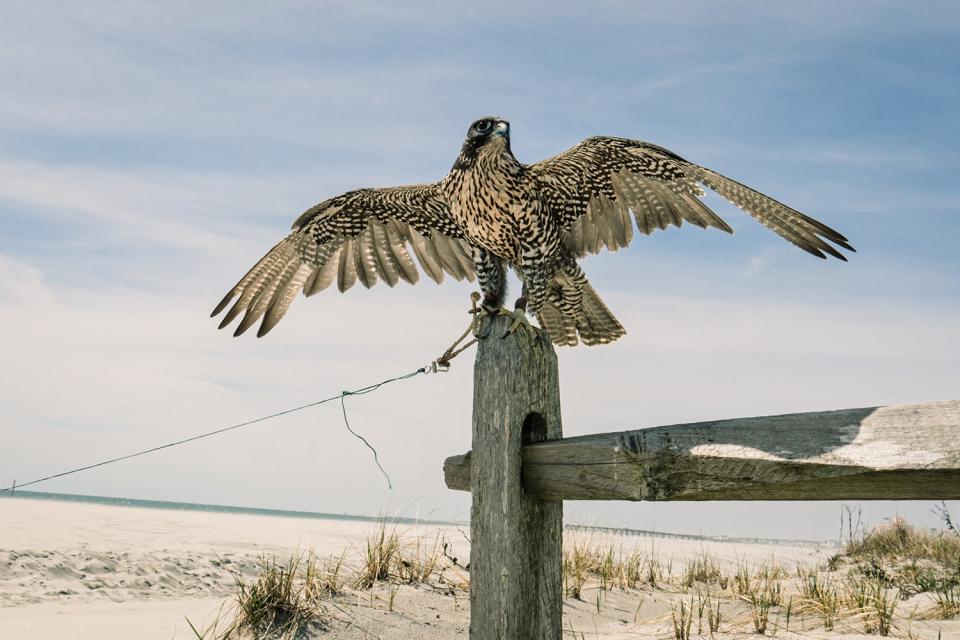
[
  {"left": 2, "top": 496, "right": 957, "bottom": 639},
  {"left": 1, "top": 497, "right": 470, "bottom": 638}
]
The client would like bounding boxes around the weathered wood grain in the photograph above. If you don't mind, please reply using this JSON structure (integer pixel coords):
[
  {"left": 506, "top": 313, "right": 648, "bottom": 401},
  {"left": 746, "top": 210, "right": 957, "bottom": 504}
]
[
  {"left": 467, "top": 315, "right": 562, "bottom": 640},
  {"left": 446, "top": 400, "right": 960, "bottom": 501}
]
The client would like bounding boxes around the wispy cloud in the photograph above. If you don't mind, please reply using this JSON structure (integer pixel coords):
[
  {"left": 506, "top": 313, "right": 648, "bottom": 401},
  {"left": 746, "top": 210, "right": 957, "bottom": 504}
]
[
  {"left": 0, "top": 254, "right": 51, "bottom": 306},
  {"left": 0, "top": 157, "right": 320, "bottom": 245}
]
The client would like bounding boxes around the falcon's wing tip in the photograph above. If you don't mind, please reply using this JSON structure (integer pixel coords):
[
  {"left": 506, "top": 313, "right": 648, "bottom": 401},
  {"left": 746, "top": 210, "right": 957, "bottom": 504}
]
[
  {"left": 256, "top": 321, "right": 277, "bottom": 338},
  {"left": 211, "top": 294, "right": 234, "bottom": 317},
  {"left": 821, "top": 237, "right": 854, "bottom": 261},
  {"left": 806, "top": 247, "right": 850, "bottom": 262}
]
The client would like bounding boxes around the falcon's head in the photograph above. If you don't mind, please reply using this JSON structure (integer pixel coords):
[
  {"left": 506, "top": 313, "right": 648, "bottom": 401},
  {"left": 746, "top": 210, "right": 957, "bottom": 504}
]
[
  {"left": 466, "top": 116, "right": 510, "bottom": 142},
  {"left": 452, "top": 117, "right": 512, "bottom": 170}
]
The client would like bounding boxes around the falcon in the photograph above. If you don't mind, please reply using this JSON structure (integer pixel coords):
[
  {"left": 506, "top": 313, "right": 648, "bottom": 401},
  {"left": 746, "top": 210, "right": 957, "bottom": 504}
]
[{"left": 212, "top": 117, "right": 853, "bottom": 346}]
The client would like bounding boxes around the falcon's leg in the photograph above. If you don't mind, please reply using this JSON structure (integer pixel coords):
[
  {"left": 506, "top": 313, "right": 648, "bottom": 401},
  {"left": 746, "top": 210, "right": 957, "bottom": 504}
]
[
  {"left": 471, "top": 247, "right": 510, "bottom": 337},
  {"left": 502, "top": 262, "right": 547, "bottom": 341},
  {"left": 473, "top": 247, "right": 507, "bottom": 311},
  {"left": 519, "top": 262, "right": 549, "bottom": 316}
]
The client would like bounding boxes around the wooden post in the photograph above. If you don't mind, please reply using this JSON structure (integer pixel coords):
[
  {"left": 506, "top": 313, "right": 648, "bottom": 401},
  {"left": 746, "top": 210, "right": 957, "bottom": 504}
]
[{"left": 467, "top": 314, "right": 562, "bottom": 640}]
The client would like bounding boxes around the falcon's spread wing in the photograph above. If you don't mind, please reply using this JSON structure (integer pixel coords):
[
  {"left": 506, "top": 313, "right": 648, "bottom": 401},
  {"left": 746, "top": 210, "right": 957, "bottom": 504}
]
[
  {"left": 212, "top": 183, "right": 475, "bottom": 337},
  {"left": 528, "top": 136, "right": 853, "bottom": 260}
]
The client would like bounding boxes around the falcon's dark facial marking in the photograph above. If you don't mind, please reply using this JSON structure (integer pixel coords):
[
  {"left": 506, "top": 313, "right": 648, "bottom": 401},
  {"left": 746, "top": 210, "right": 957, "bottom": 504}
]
[{"left": 454, "top": 117, "right": 511, "bottom": 170}]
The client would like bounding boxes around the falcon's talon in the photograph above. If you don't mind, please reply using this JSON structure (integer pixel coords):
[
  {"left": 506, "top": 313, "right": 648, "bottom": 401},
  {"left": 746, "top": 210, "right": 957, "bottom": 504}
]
[
  {"left": 473, "top": 305, "right": 512, "bottom": 339},
  {"left": 501, "top": 309, "right": 539, "bottom": 341}
]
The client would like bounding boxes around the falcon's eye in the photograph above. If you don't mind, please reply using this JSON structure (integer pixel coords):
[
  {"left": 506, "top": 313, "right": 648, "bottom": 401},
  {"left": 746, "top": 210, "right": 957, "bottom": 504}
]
[{"left": 475, "top": 120, "right": 492, "bottom": 133}]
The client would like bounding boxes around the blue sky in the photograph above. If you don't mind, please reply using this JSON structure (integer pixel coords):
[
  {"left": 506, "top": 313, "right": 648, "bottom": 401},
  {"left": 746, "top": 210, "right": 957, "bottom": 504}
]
[{"left": 1, "top": 1, "right": 957, "bottom": 539}]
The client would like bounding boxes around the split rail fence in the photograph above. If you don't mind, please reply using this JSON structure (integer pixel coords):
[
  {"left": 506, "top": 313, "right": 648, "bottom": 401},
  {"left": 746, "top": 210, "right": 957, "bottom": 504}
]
[{"left": 443, "top": 314, "right": 960, "bottom": 639}]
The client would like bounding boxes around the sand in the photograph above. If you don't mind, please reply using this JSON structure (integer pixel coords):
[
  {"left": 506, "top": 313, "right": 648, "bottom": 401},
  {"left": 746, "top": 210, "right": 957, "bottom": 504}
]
[{"left": 1, "top": 497, "right": 956, "bottom": 639}]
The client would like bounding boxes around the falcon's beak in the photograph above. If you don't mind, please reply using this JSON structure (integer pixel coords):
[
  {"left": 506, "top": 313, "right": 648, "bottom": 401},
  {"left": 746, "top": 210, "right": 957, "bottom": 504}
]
[{"left": 493, "top": 121, "right": 510, "bottom": 137}]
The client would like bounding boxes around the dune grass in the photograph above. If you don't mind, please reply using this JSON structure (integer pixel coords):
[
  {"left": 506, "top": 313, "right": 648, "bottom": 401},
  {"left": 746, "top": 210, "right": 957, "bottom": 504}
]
[
  {"left": 840, "top": 516, "right": 960, "bottom": 613},
  {"left": 187, "top": 519, "right": 462, "bottom": 639},
  {"left": 190, "top": 514, "right": 960, "bottom": 638},
  {"left": 232, "top": 554, "right": 330, "bottom": 639},
  {"left": 187, "top": 553, "right": 333, "bottom": 640},
  {"left": 845, "top": 517, "right": 960, "bottom": 567}
]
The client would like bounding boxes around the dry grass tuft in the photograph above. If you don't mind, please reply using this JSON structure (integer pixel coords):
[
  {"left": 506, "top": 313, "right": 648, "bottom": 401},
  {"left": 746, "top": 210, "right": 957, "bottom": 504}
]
[
  {"left": 395, "top": 534, "right": 441, "bottom": 585},
  {"left": 705, "top": 593, "right": 722, "bottom": 635},
  {"left": 870, "top": 581, "right": 899, "bottom": 636},
  {"left": 353, "top": 521, "right": 455, "bottom": 590},
  {"left": 354, "top": 521, "right": 402, "bottom": 589},
  {"left": 303, "top": 551, "right": 346, "bottom": 600},
  {"left": 682, "top": 552, "right": 727, "bottom": 590},
  {"left": 190, "top": 553, "right": 332, "bottom": 640},
  {"left": 562, "top": 534, "right": 661, "bottom": 597},
  {"left": 563, "top": 536, "right": 592, "bottom": 599},
  {"left": 741, "top": 569, "right": 781, "bottom": 634},
  {"left": 797, "top": 565, "right": 841, "bottom": 630},
  {"left": 671, "top": 596, "right": 693, "bottom": 640},
  {"left": 934, "top": 583, "right": 960, "bottom": 618},
  {"left": 233, "top": 554, "right": 330, "bottom": 638}
]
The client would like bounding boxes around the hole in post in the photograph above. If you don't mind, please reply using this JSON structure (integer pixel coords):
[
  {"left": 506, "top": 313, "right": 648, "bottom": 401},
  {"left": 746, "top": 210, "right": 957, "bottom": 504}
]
[{"left": 522, "top": 412, "right": 547, "bottom": 445}]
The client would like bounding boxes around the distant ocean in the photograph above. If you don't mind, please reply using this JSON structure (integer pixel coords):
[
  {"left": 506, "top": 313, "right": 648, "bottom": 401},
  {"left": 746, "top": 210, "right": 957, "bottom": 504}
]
[
  {"left": 1, "top": 489, "right": 835, "bottom": 547},
  {"left": 0, "top": 489, "right": 463, "bottom": 528}
]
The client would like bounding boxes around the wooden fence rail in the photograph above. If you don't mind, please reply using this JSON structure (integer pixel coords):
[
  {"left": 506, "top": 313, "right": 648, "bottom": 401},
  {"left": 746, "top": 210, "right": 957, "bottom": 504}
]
[
  {"left": 446, "top": 400, "right": 960, "bottom": 501},
  {"left": 446, "top": 314, "right": 960, "bottom": 639}
]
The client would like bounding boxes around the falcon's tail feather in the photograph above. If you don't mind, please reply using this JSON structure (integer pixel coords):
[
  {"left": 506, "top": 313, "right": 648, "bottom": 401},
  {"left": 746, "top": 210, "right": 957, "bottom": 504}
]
[
  {"left": 538, "top": 273, "right": 625, "bottom": 347},
  {"left": 576, "top": 280, "right": 626, "bottom": 346}
]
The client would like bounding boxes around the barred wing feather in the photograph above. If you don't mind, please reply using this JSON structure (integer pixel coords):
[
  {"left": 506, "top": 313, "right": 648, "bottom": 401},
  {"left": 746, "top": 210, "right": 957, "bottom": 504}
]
[
  {"left": 529, "top": 136, "right": 853, "bottom": 260},
  {"left": 211, "top": 183, "right": 474, "bottom": 337}
]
